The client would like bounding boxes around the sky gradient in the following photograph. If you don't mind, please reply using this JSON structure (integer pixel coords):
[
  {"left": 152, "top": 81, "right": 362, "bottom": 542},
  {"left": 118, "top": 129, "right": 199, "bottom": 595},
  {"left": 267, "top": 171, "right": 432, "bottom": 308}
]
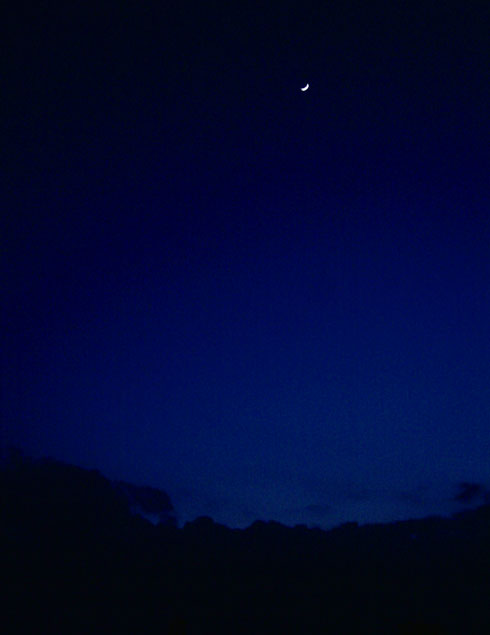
[{"left": 3, "top": 0, "right": 490, "bottom": 529}]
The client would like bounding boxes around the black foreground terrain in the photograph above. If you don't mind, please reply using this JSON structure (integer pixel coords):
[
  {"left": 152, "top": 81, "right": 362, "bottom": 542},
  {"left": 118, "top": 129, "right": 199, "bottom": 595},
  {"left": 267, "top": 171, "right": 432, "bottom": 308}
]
[{"left": 2, "top": 450, "right": 490, "bottom": 634}]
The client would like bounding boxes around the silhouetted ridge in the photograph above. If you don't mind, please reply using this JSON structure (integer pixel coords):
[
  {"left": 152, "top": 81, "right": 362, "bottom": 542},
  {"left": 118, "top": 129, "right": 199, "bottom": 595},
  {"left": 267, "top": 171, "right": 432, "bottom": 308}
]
[{"left": 2, "top": 448, "right": 490, "bottom": 634}]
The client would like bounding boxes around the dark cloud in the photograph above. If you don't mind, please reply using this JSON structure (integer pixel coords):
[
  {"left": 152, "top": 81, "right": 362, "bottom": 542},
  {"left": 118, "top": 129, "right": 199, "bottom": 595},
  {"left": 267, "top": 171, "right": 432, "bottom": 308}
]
[
  {"left": 396, "top": 481, "right": 490, "bottom": 515},
  {"left": 397, "top": 491, "right": 425, "bottom": 507},
  {"left": 452, "top": 482, "right": 489, "bottom": 505},
  {"left": 283, "top": 503, "right": 332, "bottom": 520},
  {"left": 396, "top": 484, "right": 435, "bottom": 508},
  {"left": 303, "top": 504, "right": 331, "bottom": 517},
  {"left": 296, "top": 473, "right": 373, "bottom": 504}
]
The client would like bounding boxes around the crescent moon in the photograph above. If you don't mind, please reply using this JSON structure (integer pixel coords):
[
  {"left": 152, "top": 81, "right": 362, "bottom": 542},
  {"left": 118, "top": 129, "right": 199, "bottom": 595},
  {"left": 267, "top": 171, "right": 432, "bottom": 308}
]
[{"left": 301, "top": 83, "right": 309, "bottom": 92}]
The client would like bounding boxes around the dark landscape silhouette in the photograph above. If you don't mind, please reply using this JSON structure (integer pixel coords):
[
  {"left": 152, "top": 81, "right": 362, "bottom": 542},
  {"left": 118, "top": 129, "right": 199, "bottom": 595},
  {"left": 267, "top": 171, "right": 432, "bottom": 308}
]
[{"left": 2, "top": 447, "right": 490, "bottom": 634}]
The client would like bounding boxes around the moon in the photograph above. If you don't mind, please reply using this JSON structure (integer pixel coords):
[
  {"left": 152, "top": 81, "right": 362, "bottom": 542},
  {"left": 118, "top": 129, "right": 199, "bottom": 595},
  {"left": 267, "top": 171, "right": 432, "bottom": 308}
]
[{"left": 301, "top": 83, "right": 309, "bottom": 92}]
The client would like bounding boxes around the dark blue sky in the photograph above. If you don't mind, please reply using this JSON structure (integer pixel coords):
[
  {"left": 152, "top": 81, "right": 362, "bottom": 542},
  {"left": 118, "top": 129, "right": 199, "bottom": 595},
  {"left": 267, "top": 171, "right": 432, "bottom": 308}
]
[{"left": 3, "top": 0, "right": 489, "bottom": 528}]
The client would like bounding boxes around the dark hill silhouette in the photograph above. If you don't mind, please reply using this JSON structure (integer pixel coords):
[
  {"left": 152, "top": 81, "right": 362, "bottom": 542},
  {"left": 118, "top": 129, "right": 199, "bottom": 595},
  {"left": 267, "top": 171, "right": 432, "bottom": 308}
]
[
  {"left": 2, "top": 447, "right": 490, "bottom": 633},
  {"left": 114, "top": 480, "right": 177, "bottom": 527}
]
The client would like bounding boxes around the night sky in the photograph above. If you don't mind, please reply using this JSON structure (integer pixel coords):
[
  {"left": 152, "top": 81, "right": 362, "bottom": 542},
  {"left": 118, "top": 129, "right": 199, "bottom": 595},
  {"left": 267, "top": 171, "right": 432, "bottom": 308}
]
[{"left": 3, "top": 1, "right": 490, "bottom": 529}]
